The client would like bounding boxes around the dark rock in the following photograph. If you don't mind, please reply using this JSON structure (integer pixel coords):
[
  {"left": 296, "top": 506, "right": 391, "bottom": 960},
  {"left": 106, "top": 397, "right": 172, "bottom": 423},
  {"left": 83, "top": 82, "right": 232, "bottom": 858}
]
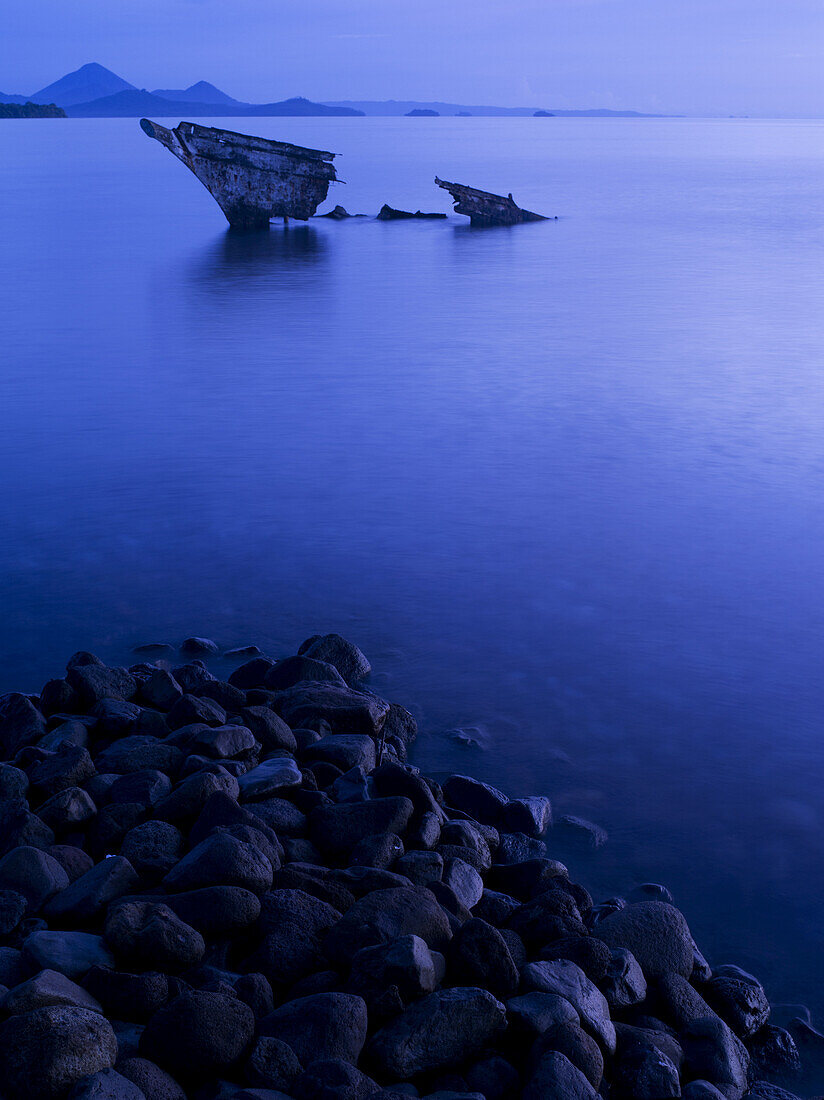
[
  {"left": 0, "top": 693, "right": 47, "bottom": 756},
  {"left": 348, "top": 934, "right": 444, "bottom": 1008},
  {"left": 264, "top": 656, "right": 346, "bottom": 692},
  {"left": 0, "top": 1005, "right": 117, "bottom": 1099},
  {"left": 538, "top": 935, "right": 611, "bottom": 983},
  {"left": 260, "top": 992, "right": 368, "bottom": 1066},
  {"left": 2, "top": 968, "right": 103, "bottom": 1015},
  {"left": 23, "top": 930, "right": 113, "bottom": 978},
  {"left": 440, "top": 820, "right": 492, "bottom": 870},
  {"left": 120, "top": 820, "right": 184, "bottom": 877},
  {"left": 610, "top": 1043, "right": 680, "bottom": 1098},
  {"left": 704, "top": 967, "right": 770, "bottom": 1037},
  {"left": 66, "top": 1069, "right": 146, "bottom": 1099},
  {"left": 241, "top": 708, "right": 297, "bottom": 752},
  {"left": 521, "top": 960, "right": 616, "bottom": 1053},
  {"left": 506, "top": 883, "right": 587, "bottom": 946},
  {"left": 108, "top": 770, "right": 171, "bottom": 807},
  {"left": 350, "top": 832, "right": 403, "bottom": 868},
  {"left": 614, "top": 1022, "right": 684, "bottom": 1069},
  {"left": 245, "top": 1036, "right": 303, "bottom": 1091},
  {"left": 39, "top": 679, "right": 80, "bottom": 716},
  {"left": 369, "top": 987, "right": 506, "bottom": 1077},
  {"left": 0, "top": 763, "right": 29, "bottom": 800},
  {"left": 110, "top": 1020, "right": 144, "bottom": 1060},
  {"left": 309, "top": 798, "right": 414, "bottom": 857},
  {"left": 138, "top": 670, "right": 183, "bottom": 711},
  {"left": 235, "top": 972, "right": 275, "bottom": 1017},
  {"left": 40, "top": 720, "right": 91, "bottom": 752},
  {"left": 228, "top": 658, "right": 276, "bottom": 689},
  {"left": 44, "top": 856, "right": 139, "bottom": 925},
  {"left": 105, "top": 900, "right": 205, "bottom": 971},
  {"left": 749, "top": 1025, "right": 801, "bottom": 1082},
  {"left": 116, "top": 1058, "right": 186, "bottom": 1100},
  {"left": 30, "top": 744, "right": 96, "bottom": 799},
  {"left": 66, "top": 665, "right": 136, "bottom": 707},
  {"left": 298, "top": 635, "right": 371, "bottom": 685},
  {"left": 448, "top": 918, "right": 518, "bottom": 997},
  {"left": 87, "top": 803, "right": 146, "bottom": 858},
  {"left": 0, "top": 844, "right": 70, "bottom": 908},
  {"left": 523, "top": 1049, "right": 599, "bottom": 1100},
  {"left": 238, "top": 755, "right": 303, "bottom": 800},
  {"left": 330, "top": 765, "right": 370, "bottom": 803},
  {"left": 499, "top": 796, "right": 552, "bottom": 838},
  {"left": 82, "top": 966, "right": 168, "bottom": 1020},
  {"left": 0, "top": 799, "right": 55, "bottom": 855},
  {"left": 171, "top": 661, "right": 215, "bottom": 695},
  {"left": 656, "top": 971, "right": 717, "bottom": 1028},
  {"left": 486, "top": 858, "right": 569, "bottom": 901},
  {"left": 531, "top": 1019, "right": 604, "bottom": 1088},
  {"left": 140, "top": 990, "right": 255, "bottom": 1077},
  {"left": 0, "top": 888, "right": 27, "bottom": 934},
  {"left": 247, "top": 797, "right": 306, "bottom": 837},
  {"left": 155, "top": 769, "right": 239, "bottom": 822},
  {"left": 682, "top": 1085, "right": 729, "bottom": 1099},
  {"left": 163, "top": 885, "right": 261, "bottom": 936},
  {"left": 602, "top": 947, "right": 647, "bottom": 1009},
  {"left": 276, "top": 682, "right": 389, "bottom": 737},
  {"left": 376, "top": 204, "right": 447, "bottom": 220},
  {"left": 324, "top": 885, "right": 452, "bottom": 966},
  {"left": 442, "top": 775, "right": 508, "bottom": 824},
  {"left": 246, "top": 889, "right": 341, "bottom": 987},
  {"left": 273, "top": 866, "right": 355, "bottom": 911},
  {"left": 465, "top": 1053, "right": 520, "bottom": 1100},
  {"left": 396, "top": 850, "right": 443, "bottom": 886},
  {"left": 556, "top": 815, "right": 608, "bottom": 850},
  {"left": 680, "top": 1016, "right": 749, "bottom": 1098},
  {"left": 293, "top": 1058, "right": 379, "bottom": 1099},
  {"left": 507, "top": 991, "right": 579, "bottom": 1038},
  {"left": 593, "top": 901, "right": 695, "bottom": 980},
  {"left": 303, "top": 735, "right": 376, "bottom": 773},
  {"left": 473, "top": 889, "right": 519, "bottom": 926},
  {"left": 371, "top": 762, "right": 442, "bottom": 819},
  {"left": 96, "top": 737, "right": 183, "bottom": 777},
  {"left": 92, "top": 700, "right": 143, "bottom": 735},
  {"left": 495, "top": 832, "right": 547, "bottom": 864},
  {"left": 165, "top": 831, "right": 272, "bottom": 894},
  {"left": 167, "top": 695, "right": 227, "bottom": 730},
  {"left": 38, "top": 787, "right": 97, "bottom": 831},
  {"left": 189, "top": 724, "right": 257, "bottom": 759},
  {"left": 48, "top": 845, "right": 93, "bottom": 884},
  {"left": 180, "top": 637, "right": 219, "bottom": 655}
]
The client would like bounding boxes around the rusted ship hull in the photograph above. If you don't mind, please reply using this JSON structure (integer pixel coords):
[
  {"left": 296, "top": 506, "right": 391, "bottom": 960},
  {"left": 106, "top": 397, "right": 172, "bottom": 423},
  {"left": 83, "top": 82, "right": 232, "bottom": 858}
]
[
  {"left": 435, "top": 176, "right": 547, "bottom": 226},
  {"left": 141, "top": 119, "right": 338, "bottom": 229}
]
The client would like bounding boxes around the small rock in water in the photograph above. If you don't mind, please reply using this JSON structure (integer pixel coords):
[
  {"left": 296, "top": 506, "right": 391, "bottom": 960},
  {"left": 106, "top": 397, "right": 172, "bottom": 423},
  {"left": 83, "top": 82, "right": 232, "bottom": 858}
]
[{"left": 179, "top": 637, "right": 219, "bottom": 656}]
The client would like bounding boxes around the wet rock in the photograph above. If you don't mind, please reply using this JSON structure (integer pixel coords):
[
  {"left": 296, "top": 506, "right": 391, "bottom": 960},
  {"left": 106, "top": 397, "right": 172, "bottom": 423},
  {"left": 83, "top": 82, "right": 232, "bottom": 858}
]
[
  {"left": 104, "top": 900, "right": 205, "bottom": 971},
  {"left": 0, "top": 844, "right": 70, "bottom": 908},
  {"left": 180, "top": 637, "right": 219, "bottom": 656},
  {"left": 44, "top": 856, "right": 140, "bottom": 925},
  {"left": 495, "top": 832, "right": 547, "bottom": 864},
  {"left": 260, "top": 992, "right": 368, "bottom": 1066},
  {"left": 442, "top": 775, "right": 509, "bottom": 824},
  {"left": 238, "top": 755, "right": 303, "bottom": 800},
  {"left": 264, "top": 655, "right": 346, "bottom": 691},
  {"left": 276, "top": 682, "right": 389, "bottom": 737},
  {"left": 298, "top": 635, "right": 371, "bottom": 685},
  {"left": 499, "top": 796, "right": 552, "bottom": 838},
  {"left": 244, "top": 1036, "right": 303, "bottom": 1091},
  {"left": 556, "top": 815, "right": 608, "bottom": 850},
  {"left": 448, "top": 918, "right": 518, "bottom": 997},
  {"left": 82, "top": 966, "right": 168, "bottom": 1020},
  {"left": 140, "top": 990, "right": 255, "bottom": 1077},
  {"left": 680, "top": 1016, "right": 749, "bottom": 1099},
  {"left": 749, "top": 1024, "right": 801, "bottom": 1083},
  {"left": 0, "top": 1005, "right": 117, "bottom": 1099},
  {"left": 704, "top": 966, "right": 770, "bottom": 1038},
  {"left": 521, "top": 959, "right": 616, "bottom": 1053},
  {"left": 376, "top": 204, "right": 447, "bottom": 220},
  {"left": 324, "top": 885, "right": 452, "bottom": 967},
  {"left": 368, "top": 987, "right": 506, "bottom": 1077},
  {"left": 116, "top": 1058, "right": 186, "bottom": 1100},
  {"left": 2, "top": 968, "right": 103, "bottom": 1015},
  {"left": 594, "top": 901, "right": 695, "bottom": 980}
]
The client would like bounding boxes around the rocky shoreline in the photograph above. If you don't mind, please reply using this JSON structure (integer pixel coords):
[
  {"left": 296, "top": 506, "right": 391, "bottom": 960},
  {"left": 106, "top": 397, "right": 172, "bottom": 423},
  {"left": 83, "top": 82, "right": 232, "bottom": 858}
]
[{"left": 0, "top": 633, "right": 820, "bottom": 1099}]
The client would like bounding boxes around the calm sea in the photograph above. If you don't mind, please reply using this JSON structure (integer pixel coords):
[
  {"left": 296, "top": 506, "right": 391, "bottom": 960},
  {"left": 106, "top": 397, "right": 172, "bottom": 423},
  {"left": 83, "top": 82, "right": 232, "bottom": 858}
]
[{"left": 2, "top": 116, "right": 824, "bottom": 1023}]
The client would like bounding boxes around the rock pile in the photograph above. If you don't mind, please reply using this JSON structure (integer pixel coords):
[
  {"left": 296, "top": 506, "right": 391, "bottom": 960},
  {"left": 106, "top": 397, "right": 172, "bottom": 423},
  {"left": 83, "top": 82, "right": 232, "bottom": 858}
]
[{"left": 0, "top": 634, "right": 819, "bottom": 1099}]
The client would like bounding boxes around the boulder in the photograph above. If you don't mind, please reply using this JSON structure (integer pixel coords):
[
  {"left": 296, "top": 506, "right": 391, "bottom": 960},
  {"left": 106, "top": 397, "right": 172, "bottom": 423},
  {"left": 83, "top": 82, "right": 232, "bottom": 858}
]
[
  {"left": 448, "top": 918, "right": 518, "bottom": 997},
  {"left": 259, "top": 992, "right": 368, "bottom": 1066},
  {"left": 95, "top": 737, "right": 182, "bottom": 777},
  {"left": 348, "top": 934, "right": 444, "bottom": 1005},
  {"left": 0, "top": 845, "right": 70, "bottom": 909},
  {"left": 66, "top": 1069, "right": 146, "bottom": 1099},
  {"left": 104, "top": 900, "right": 205, "bottom": 971},
  {"left": 164, "top": 832, "right": 273, "bottom": 894},
  {"left": 0, "top": 1005, "right": 117, "bottom": 1099},
  {"left": 82, "top": 966, "right": 168, "bottom": 1020},
  {"left": 66, "top": 665, "right": 136, "bottom": 707},
  {"left": 507, "top": 991, "right": 579, "bottom": 1037},
  {"left": 298, "top": 634, "right": 371, "bottom": 684},
  {"left": 238, "top": 755, "right": 303, "bottom": 800},
  {"left": 2, "top": 968, "right": 103, "bottom": 1015},
  {"left": 115, "top": 1058, "right": 186, "bottom": 1100},
  {"left": 593, "top": 901, "right": 694, "bottom": 980},
  {"left": 324, "top": 886, "right": 452, "bottom": 966},
  {"left": 704, "top": 967, "right": 770, "bottom": 1037},
  {"left": 161, "top": 885, "right": 261, "bottom": 936},
  {"left": 244, "top": 1036, "right": 303, "bottom": 1091},
  {"left": 23, "top": 930, "right": 114, "bottom": 979},
  {"left": 368, "top": 987, "right": 506, "bottom": 1076},
  {"left": 442, "top": 775, "right": 508, "bottom": 824},
  {"left": 680, "top": 1016, "right": 749, "bottom": 1099},
  {"left": 44, "top": 856, "right": 140, "bottom": 924},
  {"left": 0, "top": 693, "right": 47, "bottom": 756},
  {"left": 522, "top": 1050, "right": 600, "bottom": 1100},
  {"left": 120, "top": 820, "right": 184, "bottom": 877},
  {"left": 29, "top": 744, "right": 96, "bottom": 798},
  {"left": 521, "top": 960, "right": 616, "bottom": 1053},
  {"left": 108, "top": 770, "right": 171, "bottom": 807},
  {"left": 241, "top": 708, "right": 297, "bottom": 752},
  {"left": 140, "top": 990, "right": 255, "bottom": 1077},
  {"left": 309, "top": 798, "right": 414, "bottom": 858},
  {"left": 499, "top": 796, "right": 552, "bottom": 838},
  {"left": 139, "top": 670, "right": 183, "bottom": 710},
  {"left": 303, "top": 735, "right": 376, "bottom": 773},
  {"left": 602, "top": 948, "right": 647, "bottom": 1009},
  {"left": 442, "top": 857, "right": 484, "bottom": 909},
  {"left": 245, "top": 889, "right": 341, "bottom": 987},
  {"left": 276, "top": 683, "right": 389, "bottom": 736},
  {"left": 0, "top": 888, "right": 27, "bottom": 934},
  {"left": 264, "top": 656, "right": 347, "bottom": 691}
]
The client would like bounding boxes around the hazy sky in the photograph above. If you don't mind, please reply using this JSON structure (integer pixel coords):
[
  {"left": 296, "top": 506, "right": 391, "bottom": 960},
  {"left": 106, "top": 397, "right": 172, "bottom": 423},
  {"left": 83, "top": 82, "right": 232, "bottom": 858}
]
[{"left": 2, "top": 0, "right": 823, "bottom": 115}]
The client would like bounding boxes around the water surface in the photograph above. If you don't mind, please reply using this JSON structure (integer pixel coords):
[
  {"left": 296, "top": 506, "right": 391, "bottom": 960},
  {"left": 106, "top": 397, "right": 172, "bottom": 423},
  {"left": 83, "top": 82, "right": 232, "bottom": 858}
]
[{"left": 2, "top": 116, "right": 824, "bottom": 1022}]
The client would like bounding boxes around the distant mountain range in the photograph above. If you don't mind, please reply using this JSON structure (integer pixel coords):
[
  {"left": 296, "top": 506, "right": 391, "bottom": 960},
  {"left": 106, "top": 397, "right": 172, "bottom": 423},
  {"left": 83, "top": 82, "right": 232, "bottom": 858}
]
[{"left": 0, "top": 62, "right": 662, "bottom": 119}]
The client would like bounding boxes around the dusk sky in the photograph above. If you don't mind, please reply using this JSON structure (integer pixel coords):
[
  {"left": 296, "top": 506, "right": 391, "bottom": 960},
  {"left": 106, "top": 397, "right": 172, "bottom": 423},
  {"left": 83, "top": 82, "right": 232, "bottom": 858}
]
[{"left": 2, "top": 0, "right": 824, "bottom": 116}]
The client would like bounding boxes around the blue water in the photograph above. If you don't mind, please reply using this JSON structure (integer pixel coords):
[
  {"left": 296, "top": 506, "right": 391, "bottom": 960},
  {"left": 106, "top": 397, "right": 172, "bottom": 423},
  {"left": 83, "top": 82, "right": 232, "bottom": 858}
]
[{"left": 2, "top": 116, "right": 824, "bottom": 1020}]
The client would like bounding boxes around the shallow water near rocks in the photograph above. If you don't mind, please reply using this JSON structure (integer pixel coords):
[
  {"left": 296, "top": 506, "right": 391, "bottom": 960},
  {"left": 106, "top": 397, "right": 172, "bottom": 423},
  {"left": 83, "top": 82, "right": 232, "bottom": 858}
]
[{"left": 2, "top": 116, "right": 824, "bottom": 1027}]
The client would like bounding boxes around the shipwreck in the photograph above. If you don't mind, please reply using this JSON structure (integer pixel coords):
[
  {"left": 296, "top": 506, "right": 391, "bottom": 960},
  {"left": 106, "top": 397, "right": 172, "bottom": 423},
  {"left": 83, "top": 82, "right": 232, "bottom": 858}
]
[
  {"left": 435, "top": 177, "right": 547, "bottom": 227},
  {"left": 140, "top": 119, "right": 339, "bottom": 229}
]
